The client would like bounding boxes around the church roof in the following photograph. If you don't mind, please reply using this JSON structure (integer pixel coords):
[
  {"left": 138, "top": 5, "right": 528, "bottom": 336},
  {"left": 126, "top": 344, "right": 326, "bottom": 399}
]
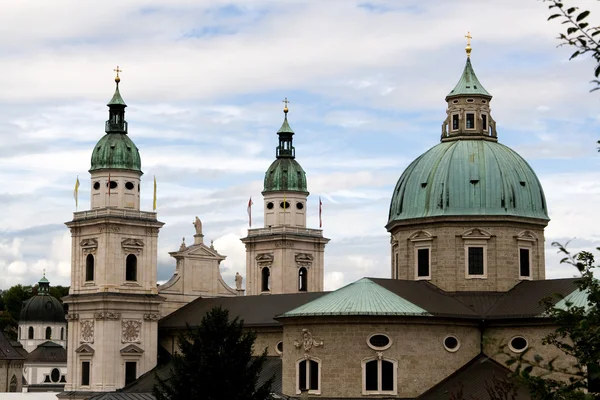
[
  {"left": 280, "top": 278, "right": 431, "bottom": 317},
  {"left": 446, "top": 57, "right": 491, "bottom": 98},
  {"left": 0, "top": 331, "right": 24, "bottom": 361},
  {"left": 26, "top": 341, "right": 67, "bottom": 363}
]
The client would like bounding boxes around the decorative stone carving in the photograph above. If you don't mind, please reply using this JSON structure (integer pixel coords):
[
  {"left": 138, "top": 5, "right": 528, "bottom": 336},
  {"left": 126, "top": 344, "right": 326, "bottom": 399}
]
[
  {"left": 121, "top": 238, "right": 144, "bottom": 255},
  {"left": 94, "top": 312, "right": 121, "bottom": 320},
  {"left": 461, "top": 228, "right": 492, "bottom": 240},
  {"left": 80, "top": 320, "right": 94, "bottom": 343},
  {"left": 99, "top": 224, "right": 120, "bottom": 233},
  {"left": 409, "top": 230, "right": 434, "bottom": 242},
  {"left": 143, "top": 313, "right": 160, "bottom": 321},
  {"left": 122, "top": 320, "right": 142, "bottom": 343},
  {"left": 294, "top": 329, "right": 324, "bottom": 352},
  {"left": 235, "top": 272, "right": 243, "bottom": 290},
  {"left": 295, "top": 253, "right": 314, "bottom": 268},
  {"left": 80, "top": 238, "right": 98, "bottom": 255},
  {"left": 256, "top": 253, "right": 274, "bottom": 268},
  {"left": 193, "top": 216, "right": 203, "bottom": 235},
  {"left": 70, "top": 227, "right": 81, "bottom": 236},
  {"left": 145, "top": 227, "right": 159, "bottom": 236},
  {"left": 179, "top": 237, "right": 187, "bottom": 251},
  {"left": 66, "top": 313, "right": 79, "bottom": 321},
  {"left": 516, "top": 230, "right": 538, "bottom": 242},
  {"left": 376, "top": 351, "right": 384, "bottom": 360},
  {"left": 275, "top": 241, "right": 295, "bottom": 248}
]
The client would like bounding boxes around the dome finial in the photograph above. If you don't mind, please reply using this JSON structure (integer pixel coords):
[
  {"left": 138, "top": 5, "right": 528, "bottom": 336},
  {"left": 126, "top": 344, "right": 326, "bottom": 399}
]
[
  {"left": 282, "top": 97, "right": 290, "bottom": 114},
  {"left": 465, "top": 31, "right": 472, "bottom": 57},
  {"left": 114, "top": 65, "right": 122, "bottom": 84}
]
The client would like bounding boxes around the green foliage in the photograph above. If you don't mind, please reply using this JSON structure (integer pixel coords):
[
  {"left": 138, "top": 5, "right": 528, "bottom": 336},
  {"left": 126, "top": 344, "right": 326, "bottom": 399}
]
[
  {"left": 507, "top": 244, "right": 600, "bottom": 399},
  {"left": 3, "top": 285, "right": 33, "bottom": 322},
  {"left": 153, "top": 306, "right": 273, "bottom": 400}
]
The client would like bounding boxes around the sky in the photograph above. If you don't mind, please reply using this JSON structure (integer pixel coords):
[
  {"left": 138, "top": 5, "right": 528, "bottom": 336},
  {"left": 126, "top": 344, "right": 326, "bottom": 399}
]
[{"left": 0, "top": 0, "right": 599, "bottom": 291}]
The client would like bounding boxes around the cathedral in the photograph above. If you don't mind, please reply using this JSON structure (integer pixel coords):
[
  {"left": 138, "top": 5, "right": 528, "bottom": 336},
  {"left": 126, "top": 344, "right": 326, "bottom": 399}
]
[{"left": 50, "top": 42, "right": 584, "bottom": 400}]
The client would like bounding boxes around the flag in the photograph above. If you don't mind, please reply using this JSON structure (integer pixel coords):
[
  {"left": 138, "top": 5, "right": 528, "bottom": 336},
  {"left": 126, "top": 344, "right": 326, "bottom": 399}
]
[
  {"left": 153, "top": 175, "right": 157, "bottom": 211},
  {"left": 319, "top": 197, "right": 323, "bottom": 228},
  {"left": 107, "top": 172, "right": 111, "bottom": 197},
  {"left": 74, "top": 176, "right": 80, "bottom": 209},
  {"left": 247, "top": 197, "right": 253, "bottom": 227}
]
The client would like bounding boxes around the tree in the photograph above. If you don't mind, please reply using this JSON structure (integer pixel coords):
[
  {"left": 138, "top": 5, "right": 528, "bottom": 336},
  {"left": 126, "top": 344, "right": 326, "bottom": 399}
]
[
  {"left": 153, "top": 306, "right": 273, "bottom": 400},
  {"left": 507, "top": 245, "right": 600, "bottom": 399}
]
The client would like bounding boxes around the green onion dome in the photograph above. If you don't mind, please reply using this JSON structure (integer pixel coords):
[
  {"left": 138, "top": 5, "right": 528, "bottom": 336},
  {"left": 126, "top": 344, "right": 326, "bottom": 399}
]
[{"left": 20, "top": 276, "right": 65, "bottom": 324}]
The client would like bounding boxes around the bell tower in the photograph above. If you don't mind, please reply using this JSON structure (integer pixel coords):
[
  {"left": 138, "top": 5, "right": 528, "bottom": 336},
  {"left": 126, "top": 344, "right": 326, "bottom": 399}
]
[
  {"left": 63, "top": 69, "right": 164, "bottom": 393},
  {"left": 241, "top": 100, "right": 330, "bottom": 295}
]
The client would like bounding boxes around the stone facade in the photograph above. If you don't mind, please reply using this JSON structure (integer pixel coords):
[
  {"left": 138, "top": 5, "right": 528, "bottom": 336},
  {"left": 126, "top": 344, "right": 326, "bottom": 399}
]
[
  {"left": 0, "top": 360, "right": 23, "bottom": 392},
  {"left": 389, "top": 218, "right": 547, "bottom": 292}
]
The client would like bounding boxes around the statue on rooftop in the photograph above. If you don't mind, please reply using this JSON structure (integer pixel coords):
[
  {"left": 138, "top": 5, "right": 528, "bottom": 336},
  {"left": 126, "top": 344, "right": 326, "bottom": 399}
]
[{"left": 193, "top": 216, "right": 203, "bottom": 235}]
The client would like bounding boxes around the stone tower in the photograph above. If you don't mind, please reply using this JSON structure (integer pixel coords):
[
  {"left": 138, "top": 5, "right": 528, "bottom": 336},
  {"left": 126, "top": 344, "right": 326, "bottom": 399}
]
[
  {"left": 63, "top": 71, "right": 164, "bottom": 393},
  {"left": 386, "top": 44, "right": 549, "bottom": 292},
  {"left": 241, "top": 103, "right": 329, "bottom": 295}
]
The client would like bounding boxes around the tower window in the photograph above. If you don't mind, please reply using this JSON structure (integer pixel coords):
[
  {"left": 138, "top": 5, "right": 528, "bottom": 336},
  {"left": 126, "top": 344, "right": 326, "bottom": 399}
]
[
  {"left": 416, "top": 248, "right": 430, "bottom": 278},
  {"left": 125, "top": 181, "right": 134, "bottom": 190},
  {"left": 261, "top": 268, "right": 270, "bottom": 292},
  {"left": 452, "top": 114, "right": 459, "bottom": 131},
  {"left": 280, "top": 201, "right": 290, "bottom": 209},
  {"left": 298, "top": 359, "right": 320, "bottom": 393},
  {"left": 266, "top": 202, "right": 274, "bottom": 210},
  {"left": 85, "top": 254, "right": 94, "bottom": 282},
  {"left": 296, "top": 202, "right": 304, "bottom": 210},
  {"left": 81, "top": 361, "right": 91, "bottom": 386},
  {"left": 466, "top": 113, "right": 475, "bottom": 129},
  {"left": 108, "top": 180, "right": 118, "bottom": 189},
  {"left": 9, "top": 375, "right": 16, "bottom": 392},
  {"left": 46, "top": 327, "right": 52, "bottom": 340},
  {"left": 93, "top": 182, "right": 100, "bottom": 190},
  {"left": 126, "top": 254, "right": 137, "bottom": 281},
  {"left": 395, "top": 253, "right": 398, "bottom": 279},
  {"left": 298, "top": 267, "right": 307, "bottom": 292},
  {"left": 363, "top": 358, "right": 396, "bottom": 394},
  {"left": 125, "top": 362, "right": 137, "bottom": 385},
  {"left": 51, "top": 368, "right": 60, "bottom": 383},
  {"left": 467, "top": 98, "right": 474, "bottom": 103},
  {"left": 519, "top": 248, "right": 531, "bottom": 278},
  {"left": 482, "top": 114, "right": 488, "bottom": 131},
  {"left": 467, "top": 247, "right": 485, "bottom": 276},
  {"left": 61, "top": 327, "right": 64, "bottom": 340},
  {"left": 28, "top": 326, "right": 34, "bottom": 339}
]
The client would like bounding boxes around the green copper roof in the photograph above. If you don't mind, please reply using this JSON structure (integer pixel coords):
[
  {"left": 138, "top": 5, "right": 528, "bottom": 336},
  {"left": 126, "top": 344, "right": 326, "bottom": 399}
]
[
  {"left": 447, "top": 57, "right": 491, "bottom": 98},
  {"left": 552, "top": 289, "right": 592, "bottom": 312},
  {"left": 90, "top": 133, "right": 141, "bottom": 172},
  {"left": 280, "top": 278, "right": 431, "bottom": 317},
  {"left": 107, "top": 83, "right": 127, "bottom": 106},
  {"left": 388, "top": 140, "right": 549, "bottom": 224},
  {"left": 263, "top": 158, "right": 307, "bottom": 193},
  {"left": 277, "top": 115, "right": 293, "bottom": 134}
]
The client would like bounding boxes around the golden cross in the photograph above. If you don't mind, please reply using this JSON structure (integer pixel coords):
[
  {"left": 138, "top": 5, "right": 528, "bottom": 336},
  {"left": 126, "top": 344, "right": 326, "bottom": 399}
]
[
  {"left": 465, "top": 32, "right": 472, "bottom": 47},
  {"left": 282, "top": 97, "right": 290, "bottom": 113},
  {"left": 114, "top": 66, "right": 122, "bottom": 77}
]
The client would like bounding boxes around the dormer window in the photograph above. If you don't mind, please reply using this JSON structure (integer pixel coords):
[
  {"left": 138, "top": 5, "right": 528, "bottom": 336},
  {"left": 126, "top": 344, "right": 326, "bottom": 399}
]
[
  {"left": 452, "top": 114, "right": 459, "bottom": 131},
  {"left": 466, "top": 113, "right": 475, "bottom": 129}
]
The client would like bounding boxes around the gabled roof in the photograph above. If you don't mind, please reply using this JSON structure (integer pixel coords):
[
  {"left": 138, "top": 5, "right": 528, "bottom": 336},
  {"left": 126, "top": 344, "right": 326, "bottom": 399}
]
[
  {"left": 280, "top": 278, "right": 431, "bottom": 318},
  {"left": 26, "top": 341, "right": 67, "bottom": 363},
  {"left": 0, "top": 330, "right": 24, "bottom": 360},
  {"left": 418, "top": 354, "right": 529, "bottom": 400}
]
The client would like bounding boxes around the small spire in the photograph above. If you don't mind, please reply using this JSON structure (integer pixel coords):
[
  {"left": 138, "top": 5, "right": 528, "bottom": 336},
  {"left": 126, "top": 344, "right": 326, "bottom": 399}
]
[
  {"left": 282, "top": 97, "right": 290, "bottom": 114},
  {"left": 114, "top": 65, "right": 122, "bottom": 84},
  {"left": 465, "top": 31, "right": 472, "bottom": 58}
]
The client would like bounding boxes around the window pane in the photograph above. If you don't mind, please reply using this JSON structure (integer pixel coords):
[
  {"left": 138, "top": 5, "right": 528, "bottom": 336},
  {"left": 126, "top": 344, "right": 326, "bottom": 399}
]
[
  {"left": 466, "top": 113, "right": 475, "bottom": 129},
  {"left": 309, "top": 360, "right": 319, "bottom": 390},
  {"left": 417, "top": 248, "right": 430, "bottom": 277},
  {"left": 299, "top": 360, "right": 307, "bottom": 391},
  {"left": 365, "top": 360, "right": 378, "bottom": 391},
  {"left": 519, "top": 248, "right": 530, "bottom": 277},
  {"left": 125, "top": 362, "right": 137, "bottom": 385},
  {"left": 452, "top": 115, "right": 459, "bottom": 130},
  {"left": 468, "top": 247, "right": 484, "bottom": 275},
  {"left": 482, "top": 114, "right": 487, "bottom": 130},
  {"left": 382, "top": 360, "right": 394, "bottom": 391},
  {"left": 81, "top": 362, "right": 90, "bottom": 386}
]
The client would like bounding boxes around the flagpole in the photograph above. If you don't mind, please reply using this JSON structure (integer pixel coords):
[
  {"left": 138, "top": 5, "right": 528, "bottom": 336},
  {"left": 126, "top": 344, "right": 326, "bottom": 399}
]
[{"left": 153, "top": 175, "right": 157, "bottom": 211}]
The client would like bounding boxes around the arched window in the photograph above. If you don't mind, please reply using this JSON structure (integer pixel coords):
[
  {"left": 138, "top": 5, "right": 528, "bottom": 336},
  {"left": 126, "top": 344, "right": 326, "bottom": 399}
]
[
  {"left": 297, "top": 357, "right": 321, "bottom": 394},
  {"left": 18, "top": 328, "right": 21, "bottom": 339},
  {"left": 46, "top": 327, "right": 52, "bottom": 340},
  {"left": 362, "top": 357, "right": 397, "bottom": 395},
  {"left": 61, "top": 327, "right": 64, "bottom": 340},
  {"left": 28, "top": 326, "right": 34, "bottom": 339},
  {"left": 126, "top": 254, "right": 137, "bottom": 281},
  {"left": 9, "top": 375, "right": 17, "bottom": 392},
  {"left": 298, "top": 267, "right": 307, "bottom": 292},
  {"left": 85, "top": 254, "right": 95, "bottom": 281},
  {"left": 261, "top": 268, "right": 270, "bottom": 292}
]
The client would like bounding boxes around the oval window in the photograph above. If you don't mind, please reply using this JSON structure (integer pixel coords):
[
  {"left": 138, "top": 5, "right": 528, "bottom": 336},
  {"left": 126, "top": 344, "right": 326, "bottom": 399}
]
[
  {"left": 51, "top": 368, "right": 60, "bottom": 383},
  {"left": 276, "top": 341, "right": 283, "bottom": 354},
  {"left": 509, "top": 336, "right": 528, "bottom": 353},
  {"left": 443, "top": 336, "right": 460, "bottom": 352},
  {"left": 108, "top": 181, "right": 118, "bottom": 189},
  {"left": 296, "top": 202, "right": 304, "bottom": 210},
  {"left": 266, "top": 202, "right": 274, "bottom": 210},
  {"left": 280, "top": 201, "right": 290, "bottom": 209},
  {"left": 367, "top": 333, "right": 392, "bottom": 350},
  {"left": 467, "top": 98, "right": 474, "bottom": 103},
  {"left": 93, "top": 182, "right": 100, "bottom": 190},
  {"left": 125, "top": 182, "right": 134, "bottom": 190}
]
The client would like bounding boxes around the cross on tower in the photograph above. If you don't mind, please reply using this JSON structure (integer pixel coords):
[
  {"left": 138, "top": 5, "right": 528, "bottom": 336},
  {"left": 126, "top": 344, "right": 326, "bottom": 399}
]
[
  {"left": 114, "top": 66, "right": 122, "bottom": 77},
  {"left": 282, "top": 97, "right": 290, "bottom": 113},
  {"left": 465, "top": 32, "right": 472, "bottom": 47}
]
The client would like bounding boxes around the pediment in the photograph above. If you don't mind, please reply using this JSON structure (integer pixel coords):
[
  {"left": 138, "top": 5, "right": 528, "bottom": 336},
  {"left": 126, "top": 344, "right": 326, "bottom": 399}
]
[
  {"left": 408, "top": 230, "right": 434, "bottom": 241},
  {"left": 256, "top": 253, "right": 274, "bottom": 262},
  {"left": 75, "top": 344, "right": 95, "bottom": 354},
  {"left": 122, "top": 238, "right": 144, "bottom": 248},
  {"left": 461, "top": 228, "right": 491, "bottom": 239},
  {"left": 80, "top": 238, "right": 98, "bottom": 248},
  {"left": 120, "top": 344, "right": 144, "bottom": 354},
  {"left": 516, "top": 230, "right": 538, "bottom": 242},
  {"left": 295, "top": 253, "right": 314, "bottom": 262}
]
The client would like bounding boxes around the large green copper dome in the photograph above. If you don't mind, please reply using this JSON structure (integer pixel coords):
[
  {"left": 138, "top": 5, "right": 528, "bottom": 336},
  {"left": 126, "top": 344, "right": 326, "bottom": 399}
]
[
  {"left": 263, "top": 108, "right": 308, "bottom": 194},
  {"left": 89, "top": 79, "right": 142, "bottom": 173},
  {"left": 388, "top": 140, "right": 549, "bottom": 223}
]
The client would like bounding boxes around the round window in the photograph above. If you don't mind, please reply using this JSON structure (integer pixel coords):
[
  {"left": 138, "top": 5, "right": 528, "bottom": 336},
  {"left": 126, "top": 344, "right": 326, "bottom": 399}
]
[
  {"left": 443, "top": 336, "right": 460, "bottom": 352},
  {"left": 280, "top": 201, "right": 290, "bottom": 209},
  {"left": 276, "top": 341, "right": 283, "bottom": 354},
  {"left": 93, "top": 182, "right": 100, "bottom": 190},
  {"left": 296, "top": 202, "right": 304, "bottom": 210},
  {"left": 367, "top": 333, "right": 392, "bottom": 350},
  {"left": 125, "top": 181, "right": 134, "bottom": 190},
  {"left": 509, "top": 336, "right": 528, "bottom": 353},
  {"left": 50, "top": 368, "right": 60, "bottom": 383},
  {"left": 108, "top": 181, "right": 117, "bottom": 189},
  {"left": 266, "top": 202, "right": 274, "bottom": 210}
]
